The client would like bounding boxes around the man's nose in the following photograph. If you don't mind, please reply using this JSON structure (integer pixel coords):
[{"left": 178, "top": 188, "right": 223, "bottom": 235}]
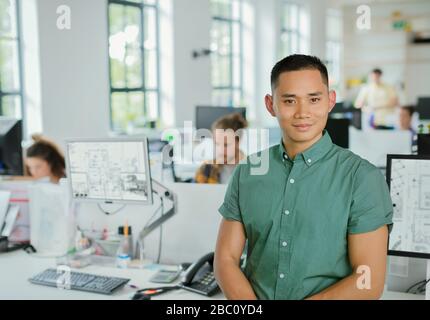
[{"left": 295, "top": 102, "right": 310, "bottom": 118}]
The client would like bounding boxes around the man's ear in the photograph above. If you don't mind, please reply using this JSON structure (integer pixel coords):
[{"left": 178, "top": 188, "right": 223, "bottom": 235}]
[
  {"left": 328, "top": 90, "right": 337, "bottom": 112},
  {"left": 265, "top": 94, "right": 276, "bottom": 117}
]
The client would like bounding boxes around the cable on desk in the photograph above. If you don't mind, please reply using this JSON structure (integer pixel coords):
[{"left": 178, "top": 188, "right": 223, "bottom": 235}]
[
  {"left": 97, "top": 203, "right": 126, "bottom": 216},
  {"left": 406, "top": 278, "right": 430, "bottom": 294}
]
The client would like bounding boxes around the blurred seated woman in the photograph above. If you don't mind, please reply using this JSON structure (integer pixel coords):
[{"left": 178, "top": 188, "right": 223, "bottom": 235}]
[
  {"left": 25, "top": 134, "right": 65, "bottom": 184},
  {"left": 195, "top": 113, "right": 248, "bottom": 184}
]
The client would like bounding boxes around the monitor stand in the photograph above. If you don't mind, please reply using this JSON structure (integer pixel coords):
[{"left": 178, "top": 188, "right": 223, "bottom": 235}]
[
  {"left": 137, "top": 179, "right": 177, "bottom": 262},
  {"left": 427, "top": 260, "right": 430, "bottom": 300}
]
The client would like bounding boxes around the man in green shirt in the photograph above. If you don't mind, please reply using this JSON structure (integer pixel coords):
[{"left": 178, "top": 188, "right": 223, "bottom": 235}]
[{"left": 214, "top": 54, "right": 393, "bottom": 300}]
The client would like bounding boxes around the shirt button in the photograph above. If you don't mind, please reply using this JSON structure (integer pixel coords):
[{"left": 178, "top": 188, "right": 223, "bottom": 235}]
[
  {"left": 289, "top": 179, "right": 295, "bottom": 184},
  {"left": 280, "top": 273, "right": 285, "bottom": 279},
  {"left": 284, "top": 210, "right": 290, "bottom": 215},
  {"left": 282, "top": 241, "right": 288, "bottom": 247},
  {"left": 307, "top": 159, "right": 312, "bottom": 163}
]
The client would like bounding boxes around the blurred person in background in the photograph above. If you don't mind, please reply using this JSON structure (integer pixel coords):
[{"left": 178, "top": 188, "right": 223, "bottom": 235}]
[
  {"left": 355, "top": 68, "right": 399, "bottom": 128},
  {"left": 195, "top": 113, "right": 248, "bottom": 184}
]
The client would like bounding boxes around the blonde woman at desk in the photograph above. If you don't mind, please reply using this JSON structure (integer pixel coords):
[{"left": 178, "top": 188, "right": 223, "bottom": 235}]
[
  {"left": 195, "top": 113, "right": 248, "bottom": 184},
  {"left": 24, "top": 134, "right": 66, "bottom": 184}
]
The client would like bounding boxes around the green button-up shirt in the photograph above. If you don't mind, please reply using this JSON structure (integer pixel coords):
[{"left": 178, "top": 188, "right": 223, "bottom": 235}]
[{"left": 218, "top": 131, "right": 393, "bottom": 300}]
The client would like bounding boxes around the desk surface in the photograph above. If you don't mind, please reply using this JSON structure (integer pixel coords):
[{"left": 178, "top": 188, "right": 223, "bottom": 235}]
[
  {"left": 0, "top": 251, "right": 224, "bottom": 300},
  {"left": 0, "top": 251, "right": 424, "bottom": 300}
]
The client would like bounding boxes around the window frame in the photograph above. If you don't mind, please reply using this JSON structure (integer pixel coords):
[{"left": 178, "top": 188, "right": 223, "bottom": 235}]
[
  {"left": 326, "top": 8, "right": 343, "bottom": 95},
  {"left": 279, "top": 1, "right": 309, "bottom": 58},
  {"left": 210, "top": 0, "right": 244, "bottom": 107},
  {"left": 0, "top": 0, "right": 25, "bottom": 121},
  {"left": 107, "top": 0, "right": 161, "bottom": 132}
]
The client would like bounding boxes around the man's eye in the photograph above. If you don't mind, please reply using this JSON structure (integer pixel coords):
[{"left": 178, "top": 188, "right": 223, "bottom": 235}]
[
  {"left": 284, "top": 99, "right": 295, "bottom": 104},
  {"left": 310, "top": 98, "right": 321, "bottom": 103}
]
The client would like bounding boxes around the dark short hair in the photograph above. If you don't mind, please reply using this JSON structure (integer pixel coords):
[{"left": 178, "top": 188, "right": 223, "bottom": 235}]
[
  {"left": 271, "top": 54, "right": 329, "bottom": 90},
  {"left": 401, "top": 105, "right": 415, "bottom": 117},
  {"left": 372, "top": 68, "right": 383, "bottom": 75}
]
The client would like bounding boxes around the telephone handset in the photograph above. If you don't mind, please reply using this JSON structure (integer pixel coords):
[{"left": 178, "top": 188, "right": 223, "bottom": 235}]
[{"left": 180, "top": 252, "right": 220, "bottom": 296}]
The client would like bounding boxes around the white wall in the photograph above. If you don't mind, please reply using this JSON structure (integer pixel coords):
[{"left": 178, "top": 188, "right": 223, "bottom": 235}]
[
  {"left": 172, "top": 0, "right": 212, "bottom": 127},
  {"left": 21, "top": 0, "right": 42, "bottom": 138},
  {"left": 253, "top": 0, "right": 278, "bottom": 128},
  {"left": 36, "top": 0, "right": 111, "bottom": 147}
]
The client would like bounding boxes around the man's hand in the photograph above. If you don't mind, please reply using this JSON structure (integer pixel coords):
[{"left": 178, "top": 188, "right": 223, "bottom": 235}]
[
  {"left": 214, "top": 218, "right": 257, "bottom": 300},
  {"left": 307, "top": 225, "right": 389, "bottom": 300}
]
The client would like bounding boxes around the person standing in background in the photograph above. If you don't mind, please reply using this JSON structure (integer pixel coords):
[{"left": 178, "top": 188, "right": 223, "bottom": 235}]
[{"left": 355, "top": 68, "right": 399, "bottom": 128}]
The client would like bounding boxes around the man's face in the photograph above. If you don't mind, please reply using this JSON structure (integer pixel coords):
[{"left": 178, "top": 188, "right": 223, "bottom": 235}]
[
  {"left": 370, "top": 72, "right": 382, "bottom": 84},
  {"left": 265, "top": 69, "right": 336, "bottom": 144}
]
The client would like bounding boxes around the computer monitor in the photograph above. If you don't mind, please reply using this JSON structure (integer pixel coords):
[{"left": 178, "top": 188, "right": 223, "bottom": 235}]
[
  {"left": 417, "top": 97, "right": 430, "bottom": 120},
  {"left": 418, "top": 134, "right": 430, "bottom": 156},
  {"left": 386, "top": 154, "right": 430, "bottom": 259},
  {"left": 0, "top": 118, "right": 23, "bottom": 176},
  {"left": 195, "top": 106, "right": 246, "bottom": 130},
  {"left": 325, "top": 118, "right": 350, "bottom": 148},
  {"left": 329, "top": 102, "right": 362, "bottom": 130},
  {"left": 65, "top": 138, "right": 153, "bottom": 205},
  {"left": 331, "top": 102, "right": 347, "bottom": 114}
]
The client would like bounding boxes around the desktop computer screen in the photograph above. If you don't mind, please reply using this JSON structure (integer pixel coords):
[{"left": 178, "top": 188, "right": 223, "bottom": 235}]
[
  {"left": 418, "top": 134, "right": 430, "bottom": 156},
  {"left": 195, "top": 106, "right": 246, "bottom": 130},
  {"left": 325, "top": 118, "right": 350, "bottom": 148},
  {"left": 0, "top": 118, "right": 23, "bottom": 176},
  {"left": 417, "top": 97, "right": 430, "bottom": 120},
  {"left": 386, "top": 155, "right": 430, "bottom": 259},
  {"left": 65, "top": 138, "right": 153, "bottom": 205},
  {"left": 329, "top": 102, "right": 362, "bottom": 130}
]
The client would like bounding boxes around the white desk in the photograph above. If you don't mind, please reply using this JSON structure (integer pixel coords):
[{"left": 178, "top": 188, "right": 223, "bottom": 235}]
[
  {"left": 0, "top": 251, "right": 424, "bottom": 300},
  {"left": 0, "top": 251, "right": 224, "bottom": 300}
]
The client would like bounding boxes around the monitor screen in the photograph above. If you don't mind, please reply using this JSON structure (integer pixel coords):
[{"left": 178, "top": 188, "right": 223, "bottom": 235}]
[
  {"left": 0, "top": 118, "right": 23, "bottom": 176},
  {"left": 386, "top": 155, "right": 430, "bottom": 259},
  {"left": 417, "top": 97, "right": 430, "bottom": 120},
  {"left": 195, "top": 106, "right": 246, "bottom": 130},
  {"left": 325, "top": 118, "right": 350, "bottom": 148},
  {"left": 66, "top": 138, "right": 152, "bottom": 205},
  {"left": 418, "top": 134, "right": 430, "bottom": 156}
]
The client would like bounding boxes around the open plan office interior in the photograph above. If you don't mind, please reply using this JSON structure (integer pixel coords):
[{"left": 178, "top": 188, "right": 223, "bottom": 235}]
[{"left": 1, "top": 0, "right": 430, "bottom": 301}]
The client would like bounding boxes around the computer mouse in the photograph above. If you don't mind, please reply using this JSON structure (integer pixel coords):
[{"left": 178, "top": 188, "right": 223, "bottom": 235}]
[{"left": 132, "top": 293, "right": 151, "bottom": 300}]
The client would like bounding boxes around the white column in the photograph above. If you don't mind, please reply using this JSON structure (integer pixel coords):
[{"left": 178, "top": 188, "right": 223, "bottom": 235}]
[{"left": 36, "top": 0, "right": 110, "bottom": 147}]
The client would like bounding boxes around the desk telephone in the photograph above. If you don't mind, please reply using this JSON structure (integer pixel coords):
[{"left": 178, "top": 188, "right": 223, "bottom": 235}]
[
  {"left": 180, "top": 252, "right": 220, "bottom": 296},
  {"left": 132, "top": 252, "right": 220, "bottom": 300}
]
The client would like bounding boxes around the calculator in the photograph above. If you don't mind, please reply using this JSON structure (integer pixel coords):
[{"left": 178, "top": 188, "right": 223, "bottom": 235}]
[{"left": 149, "top": 269, "right": 182, "bottom": 284}]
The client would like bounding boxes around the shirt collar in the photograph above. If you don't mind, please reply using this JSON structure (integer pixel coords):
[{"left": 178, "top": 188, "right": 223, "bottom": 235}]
[{"left": 279, "top": 130, "right": 333, "bottom": 167}]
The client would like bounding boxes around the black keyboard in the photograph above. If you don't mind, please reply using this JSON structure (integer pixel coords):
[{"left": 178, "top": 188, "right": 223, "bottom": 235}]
[{"left": 29, "top": 268, "right": 130, "bottom": 295}]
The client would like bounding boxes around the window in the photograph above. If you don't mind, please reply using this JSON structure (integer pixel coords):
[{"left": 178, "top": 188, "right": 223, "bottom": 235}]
[
  {"left": 210, "top": 0, "right": 244, "bottom": 107},
  {"left": 0, "top": 0, "right": 23, "bottom": 119},
  {"left": 326, "top": 9, "right": 343, "bottom": 95},
  {"left": 280, "top": 2, "right": 309, "bottom": 58},
  {"left": 108, "top": 0, "right": 160, "bottom": 132}
]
